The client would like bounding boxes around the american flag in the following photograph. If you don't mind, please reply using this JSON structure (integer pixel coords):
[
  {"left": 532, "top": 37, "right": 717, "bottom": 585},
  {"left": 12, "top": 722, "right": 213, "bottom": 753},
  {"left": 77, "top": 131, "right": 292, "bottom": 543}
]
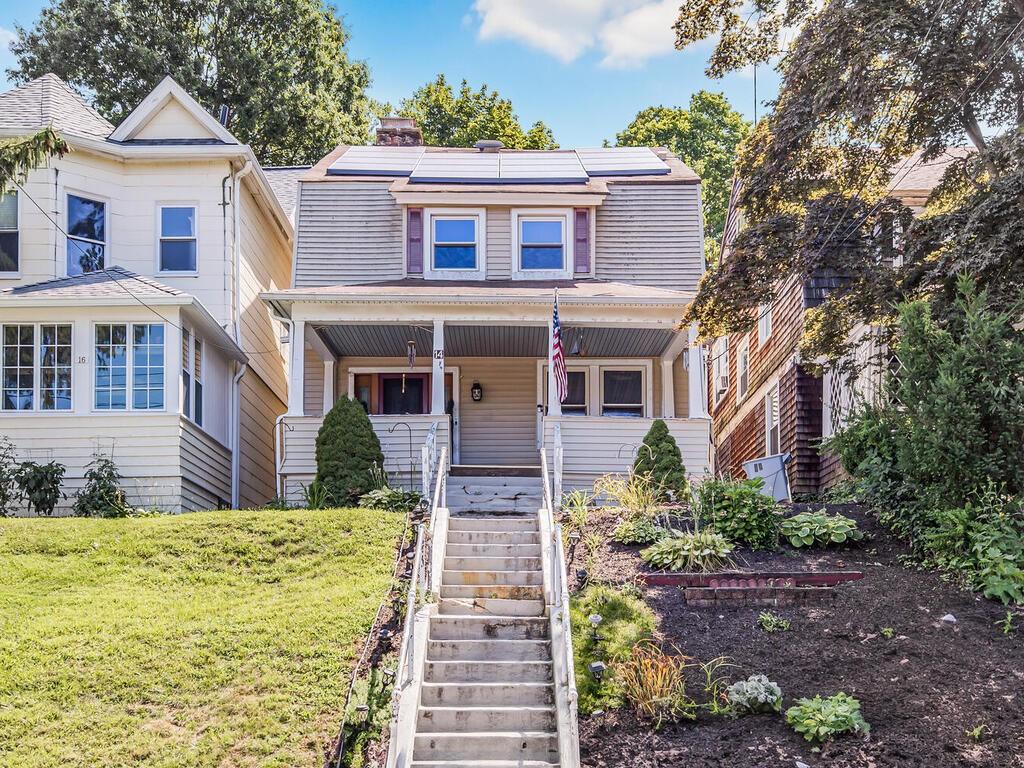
[{"left": 551, "top": 290, "right": 568, "bottom": 403}]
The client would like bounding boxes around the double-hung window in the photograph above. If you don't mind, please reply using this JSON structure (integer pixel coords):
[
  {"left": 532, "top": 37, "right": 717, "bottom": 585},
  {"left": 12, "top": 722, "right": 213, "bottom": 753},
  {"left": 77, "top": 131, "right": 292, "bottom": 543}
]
[
  {"left": 2, "top": 323, "right": 73, "bottom": 411},
  {"left": 433, "top": 218, "right": 477, "bottom": 270},
  {"left": 737, "top": 337, "right": 750, "bottom": 399},
  {"left": 712, "top": 337, "right": 729, "bottom": 405},
  {"left": 94, "top": 323, "right": 164, "bottom": 410},
  {"left": 181, "top": 329, "right": 203, "bottom": 426},
  {"left": 765, "top": 384, "right": 781, "bottom": 455},
  {"left": 67, "top": 194, "right": 107, "bottom": 276},
  {"left": 513, "top": 210, "right": 572, "bottom": 279},
  {"left": 0, "top": 192, "right": 19, "bottom": 274},
  {"left": 159, "top": 205, "right": 198, "bottom": 272},
  {"left": 562, "top": 370, "right": 587, "bottom": 415},
  {"left": 601, "top": 369, "right": 644, "bottom": 417},
  {"left": 758, "top": 303, "right": 773, "bottom": 344}
]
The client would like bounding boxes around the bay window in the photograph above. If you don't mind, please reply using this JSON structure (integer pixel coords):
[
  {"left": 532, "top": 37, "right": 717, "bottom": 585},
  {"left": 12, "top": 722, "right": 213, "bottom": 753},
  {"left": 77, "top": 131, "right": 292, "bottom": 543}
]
[
  {"left": 2, "top": 323, "right": 73, "bottom": 412},
  {"left": 2, "top": 324, "right": 35, "bottom": 411},
  {"left": 132, "top": 324, "right": 165, "bottom": 409},
  {"left": 39, "top": 324, "right": 72, "bottom": 411},
  {"left": 95, "top": 323, "right": 164, "bottom": 410},
  {"left": 182, "top": 331, "right": 203, "bottom": 426}
]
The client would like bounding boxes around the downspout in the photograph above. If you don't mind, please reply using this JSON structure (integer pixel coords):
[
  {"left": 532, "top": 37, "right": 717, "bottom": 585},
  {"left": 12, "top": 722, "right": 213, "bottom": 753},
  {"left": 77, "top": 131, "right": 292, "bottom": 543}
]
[{"left": 229, "top": 160, "right": 255, "bottom": 508}]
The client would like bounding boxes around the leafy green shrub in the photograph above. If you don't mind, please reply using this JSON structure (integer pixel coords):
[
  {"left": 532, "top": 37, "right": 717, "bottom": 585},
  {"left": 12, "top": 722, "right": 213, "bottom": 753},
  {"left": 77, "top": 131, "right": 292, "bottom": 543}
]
[
  {"left": 781, "top": 511, "right": 864, "bottom": 548},
  {"left": 785, "top": 693, "right": 870, "bottom": 742},
  {"left": 0, "top": 437, "right": 18, "bottom": 517},
  {"left": 301, "top": 479, "right": 331, "bottom": 510},
  {"left": 632, "top": 419, "right": 688, "bottom": 500},
  {"left": 594, "top": 471, "right": 661, "bottom": 518},
  {"left": 641, "top": 530, "right": 734, "bottom": 572},
  {"left": 612, "top": 517, "right": 664, "bottom": 545},
  {"left": 73, "top": 455, "right": 129, "bottom": 517},
  {"left": 615, "top": 641, "right": 696, "bottom": 727},
  {"left": 359, "top": 487, "right": 422, "bottom": 514},
  {"left": 570, "top": 584, "right": 657, "bottom": 713},
  {"left": 315, "top": 396, "right": 385, "bottom": 505},
  {"left": 727, "top": 674, "right": 783, "bottom": 715},
  {"left": 696, "top": 477, "right": 780, "bottom": 550},
  {"left": 757, "top": 611, "right": 790, "bottom": 632},
  {"left": 15, "top": 460, "right": 65, "bottom": 516}
]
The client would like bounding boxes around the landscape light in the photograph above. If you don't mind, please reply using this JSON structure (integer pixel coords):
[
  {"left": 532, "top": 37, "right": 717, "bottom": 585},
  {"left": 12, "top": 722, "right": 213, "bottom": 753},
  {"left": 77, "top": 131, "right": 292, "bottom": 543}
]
[{"left": 588, "top": 661, "right": 606, "bottom": 681}]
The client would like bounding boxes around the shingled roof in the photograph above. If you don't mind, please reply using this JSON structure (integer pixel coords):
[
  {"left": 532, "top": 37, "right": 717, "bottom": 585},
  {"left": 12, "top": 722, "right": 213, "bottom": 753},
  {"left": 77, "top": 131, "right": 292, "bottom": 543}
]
[
  {"left": 1, "top": 267, "right": 186, "bottom": 301},
  {"left": 0, "top": 73, "right": 114, "bottom": 139},
  {"left": 262, "top": 166, "right": 310, "bottom": 219}
]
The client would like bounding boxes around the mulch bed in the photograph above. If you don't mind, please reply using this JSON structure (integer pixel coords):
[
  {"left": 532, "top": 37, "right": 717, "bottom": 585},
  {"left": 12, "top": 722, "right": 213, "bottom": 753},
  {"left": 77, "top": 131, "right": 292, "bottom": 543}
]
[{"left": 573, "top": 506, "right": 1024, "bottom": 768}]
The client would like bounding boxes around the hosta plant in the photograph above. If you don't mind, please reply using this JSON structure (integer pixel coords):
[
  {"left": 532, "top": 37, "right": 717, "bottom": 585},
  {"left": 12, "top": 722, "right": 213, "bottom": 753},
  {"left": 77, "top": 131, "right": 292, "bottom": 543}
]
[
  {"left": 727, "top": 674, "right": 783, "bottom": 715},
  {"left": 781, "top": 511, "right": 865, "bottom": 548},
  {"left": 785, "top": 693, "right": 870, "bottom": 742},
  {"left": 612, "top": 517, "right": 664, "bottom": 545},
  {"left": 359, "top": 487, "right": 423, "bottom": 514},
  {"left": 640, "top": 530, "right": 734, "bottom": 572}
]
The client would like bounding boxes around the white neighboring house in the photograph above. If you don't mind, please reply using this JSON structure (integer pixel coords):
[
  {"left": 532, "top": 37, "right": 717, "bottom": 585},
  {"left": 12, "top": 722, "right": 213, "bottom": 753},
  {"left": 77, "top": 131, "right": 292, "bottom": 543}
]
[{"left": 0, "top": 74, "right": 294, "bottom": 512}]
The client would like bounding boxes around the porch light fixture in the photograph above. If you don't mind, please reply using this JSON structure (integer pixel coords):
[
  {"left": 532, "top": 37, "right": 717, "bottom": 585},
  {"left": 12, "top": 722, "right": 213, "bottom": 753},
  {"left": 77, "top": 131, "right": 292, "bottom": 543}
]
[
  {"left": 588, "top": 661, "right": 607, "bottom": 682},
  {"left": 471, "top": 382, "right": 483, "bottom": 401}
]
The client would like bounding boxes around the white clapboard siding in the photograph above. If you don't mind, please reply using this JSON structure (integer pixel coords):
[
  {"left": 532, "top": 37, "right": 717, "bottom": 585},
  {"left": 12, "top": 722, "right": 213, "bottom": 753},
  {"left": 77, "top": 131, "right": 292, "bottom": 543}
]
[
  {"left": 179, "top": 417, "right": 232, "bottom": 510},
  {"left": 486, "top": 207, "right": 512, "bottom": 280},
  {"left": 294, "top": 182, "right": 404, "bottom": 286},
  {"left": 543, "top": 416, "right": 711, "bottom": 489},
  {"left": 280, "top": 414, "right": 449, "bottom": 502},
  {"left": 594, "top": 184, "right": 704, "bottom": 292},
  {"left": 458, "top": 358, "right": 538, "bottom": 465},
  {"left": 238, "top": 373, "right": 286, "bottom": 508}
]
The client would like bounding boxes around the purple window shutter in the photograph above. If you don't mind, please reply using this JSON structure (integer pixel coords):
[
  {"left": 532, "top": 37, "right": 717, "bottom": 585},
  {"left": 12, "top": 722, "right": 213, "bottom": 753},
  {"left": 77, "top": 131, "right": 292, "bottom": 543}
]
[
  {"left": 407, "top": 208, "right": 424, "bottom": 274},
  {"left": 574, "top": 208, "right": 590, "bottom": 274}
]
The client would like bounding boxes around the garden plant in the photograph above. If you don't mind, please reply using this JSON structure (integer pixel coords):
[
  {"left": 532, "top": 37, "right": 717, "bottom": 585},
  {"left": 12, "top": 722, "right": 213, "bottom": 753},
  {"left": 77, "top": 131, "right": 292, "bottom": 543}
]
[
  {"left": 640, "top": 530, "right": 734, "bottom": 572},
  {"left": 632, "top": 419, "right": 688, "bottom": 501},
  {"left": 314, "top": 396, "right": 385, "bottom": 505},
  {"left": 73, "top": 455, "right": 129, "bottom": 518},
  {"left": 780, "top": 510, "right": 865, "bottom": 548},
  {"left": 696, "top": 477, "right": 780, "bottom": 550},
  {"left": 785, "top": 693, "right": 870, "bottom": 743}
]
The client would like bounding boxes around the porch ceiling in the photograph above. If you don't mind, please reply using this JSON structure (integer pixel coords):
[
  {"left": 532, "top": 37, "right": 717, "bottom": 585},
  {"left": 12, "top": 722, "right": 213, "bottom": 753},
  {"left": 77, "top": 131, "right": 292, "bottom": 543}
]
[{"left": 313, "top": 323, "right": 679, "bottom": 358}]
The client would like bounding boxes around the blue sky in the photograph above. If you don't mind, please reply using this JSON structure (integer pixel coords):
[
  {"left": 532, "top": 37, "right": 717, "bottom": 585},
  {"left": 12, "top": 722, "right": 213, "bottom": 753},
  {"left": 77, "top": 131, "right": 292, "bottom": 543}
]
[{"left": 0, "top": 0, "right": 780, "bottom": 147}]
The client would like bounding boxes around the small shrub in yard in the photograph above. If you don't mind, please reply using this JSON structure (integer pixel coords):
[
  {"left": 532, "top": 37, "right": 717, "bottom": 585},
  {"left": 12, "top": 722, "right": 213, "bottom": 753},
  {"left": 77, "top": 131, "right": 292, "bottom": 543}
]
[
  {"left": 570, "top": 584, "right": 657, "bottom": 713},
  {"left": 786, "top": 693, "right": 870, "bottom": 743},
  {"left": 757, "top": 611, "right": 790, "bottom": 633},
  {"left": 727, "top": 674, "right": 783, "bottom": 715},
  {"left": 594, "top": 471, "right": 661, "bottom": 518},
  {"left": 612, "top": 517, "right": 664, "bottom": 545},
  {"left": 696, "top": 477, "right": 780, "bottom": 550},
  {"left": 632, "top": 419, "right": 688, "bottom": 501},
  {"left": 315, "top": 396, "right": 385, "bottom": 505},
  {"left": 15, "top": 460, "right": 65, "bottom": 516},
  {"left": 301, "top": 478, "right": 331, "bottom": 510},
  {"left": 0, "top": 436, "right": 18, "bottom": 516},
  {"left": 73, "top": 455, "right": 129, "bottom": 517},
  {"left": 615, "top": 641, "right": 696, "bottom": 728},
  {"left": 781, "top": 510, "right": 864, "bottom": 548},
  {"left": 359, "top": 487, "right": 422, "bottom": 514},
  {"left": 641, "top": 530, "right": 734, "bottom": 572},
  {"left": 563, "top": 489, "right": 593, "bottom": 530}
]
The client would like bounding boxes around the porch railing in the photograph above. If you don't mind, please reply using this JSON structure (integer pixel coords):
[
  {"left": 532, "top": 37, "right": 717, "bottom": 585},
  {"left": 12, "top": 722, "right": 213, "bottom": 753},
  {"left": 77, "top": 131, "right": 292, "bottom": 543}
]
[{"left": 540, "top": 424, "right": 580, "bottom": 768}]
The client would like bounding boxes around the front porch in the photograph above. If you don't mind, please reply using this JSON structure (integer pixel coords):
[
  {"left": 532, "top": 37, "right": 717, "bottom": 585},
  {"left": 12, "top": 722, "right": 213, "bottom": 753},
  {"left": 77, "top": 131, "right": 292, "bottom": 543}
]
[{"left": 265, "top": 280, "right": 712, "bottom": 501}]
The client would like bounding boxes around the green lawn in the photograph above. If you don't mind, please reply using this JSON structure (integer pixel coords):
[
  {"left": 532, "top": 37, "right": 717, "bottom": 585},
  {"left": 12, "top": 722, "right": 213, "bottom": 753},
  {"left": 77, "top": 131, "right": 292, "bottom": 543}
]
[{"left": 0, "top": 508, "right": 404, "bottom": 768}]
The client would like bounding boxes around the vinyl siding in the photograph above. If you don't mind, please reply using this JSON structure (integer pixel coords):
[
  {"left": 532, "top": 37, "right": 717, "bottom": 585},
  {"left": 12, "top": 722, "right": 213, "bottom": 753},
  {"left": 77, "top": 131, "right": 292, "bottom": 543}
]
[
  {"left": 458, "top": 357, "right": 538, "bottom": 465},
  {"left": 293, "top": 182, "right": 403, "bottom": 287},
  {"left": 485, "top": 207, "right": 512, "bottom": 280},
  {"left": 179, "top": 417, "right": 231, "bottom": 510},
  {"left": 594, "top": 183, "right": 703, "bottom": 292},
  {"left": 238, "top": 372, "right": 285, "bottom": 508},
  {"left": 304, "top": 342, "right": 325, "bottom": 416}
]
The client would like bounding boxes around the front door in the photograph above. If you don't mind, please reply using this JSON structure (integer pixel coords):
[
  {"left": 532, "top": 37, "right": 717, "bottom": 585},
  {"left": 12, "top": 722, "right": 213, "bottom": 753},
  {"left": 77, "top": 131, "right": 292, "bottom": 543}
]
[{"left": 379, "top": 373, "right": 429, "bottom": 414}]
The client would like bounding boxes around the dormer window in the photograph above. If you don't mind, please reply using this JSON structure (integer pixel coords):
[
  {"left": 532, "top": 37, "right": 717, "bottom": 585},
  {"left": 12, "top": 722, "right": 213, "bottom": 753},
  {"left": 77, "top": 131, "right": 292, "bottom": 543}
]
[
  {"left": 424, "top": 208, "right": 486, "bottom": 280},
  {"left": 512, "top": 209, "right": 573, "bottom": 280}
]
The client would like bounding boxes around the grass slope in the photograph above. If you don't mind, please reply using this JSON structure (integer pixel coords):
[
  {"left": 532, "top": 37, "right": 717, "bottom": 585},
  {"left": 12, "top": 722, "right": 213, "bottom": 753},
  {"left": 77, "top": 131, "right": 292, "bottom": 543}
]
[{"left": 0, "top": 508, "right": 403, "bottom": 768}]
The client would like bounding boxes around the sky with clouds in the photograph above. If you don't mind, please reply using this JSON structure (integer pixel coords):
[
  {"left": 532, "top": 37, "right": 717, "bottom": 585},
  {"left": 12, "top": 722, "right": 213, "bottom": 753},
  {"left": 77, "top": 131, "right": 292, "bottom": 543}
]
[{"left": 0, "top": 0, "right": 779, "bottom": 147}]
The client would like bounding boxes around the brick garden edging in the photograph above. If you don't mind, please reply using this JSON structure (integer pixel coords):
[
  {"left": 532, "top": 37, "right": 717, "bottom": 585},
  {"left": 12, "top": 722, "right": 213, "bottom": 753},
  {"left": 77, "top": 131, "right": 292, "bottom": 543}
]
[{"left": 637, "top": 570, "right": 864, "bottom": 607}]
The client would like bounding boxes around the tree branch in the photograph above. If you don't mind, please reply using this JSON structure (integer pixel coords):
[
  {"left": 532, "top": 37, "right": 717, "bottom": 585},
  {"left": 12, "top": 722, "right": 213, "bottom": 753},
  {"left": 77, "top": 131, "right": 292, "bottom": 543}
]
[{"left": 961, "top": 103, "right": 999, "bottom": 179}]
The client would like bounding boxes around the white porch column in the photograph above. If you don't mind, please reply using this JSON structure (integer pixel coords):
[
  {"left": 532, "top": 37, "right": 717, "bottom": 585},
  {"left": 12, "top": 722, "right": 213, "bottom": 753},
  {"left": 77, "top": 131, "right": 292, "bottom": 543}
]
[
  {"left": 431, "top": 319, "right": 446, "bottom": 415},
  {"left": 322, "top": 360, "right": 335, "bottom": 413},
  {"left": 661, "top": 359, "right": 675, "bottom": 419},
  {"left": 546, "top": 319, "right": 561, "bottom": 416},
  {"left": 287, "top": 319, "right": 305, "bottom": 415},
  {"left": 687, "top": 322, "right": 709, "bottom": 419}
]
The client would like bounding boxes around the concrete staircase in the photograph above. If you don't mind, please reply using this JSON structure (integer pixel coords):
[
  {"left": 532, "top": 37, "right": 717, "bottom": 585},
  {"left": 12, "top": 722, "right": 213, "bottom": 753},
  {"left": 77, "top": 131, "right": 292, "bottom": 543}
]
[
  {"left": 410, "top": 511, "right": 560, "bottom": 768},
  {"left": 446, "top": 473, "right": 544, "bottom": 515}
]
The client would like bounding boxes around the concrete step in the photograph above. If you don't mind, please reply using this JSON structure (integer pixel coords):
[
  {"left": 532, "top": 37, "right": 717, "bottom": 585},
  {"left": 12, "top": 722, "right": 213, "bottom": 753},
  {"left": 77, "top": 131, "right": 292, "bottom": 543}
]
[
  {"left": 427, "top": 639, "right": 551, "bottom": 661},
  {"left": 412, "top": 731, "right": 559, "bottom": 763},
  {"left": 447, "top": 516, "right": 538, "bottom": 532},
  {"left": 420, "top": 682, "right": 555, "bottom": 707},
  {"left": 448, "top": 498, "right": 545, "bottom": 514},
  {"left": 443, "top": 569, "right": 543, "bottom": 587},
  {"left": 429, "top": 615, "right": 549, "bottom": 641},
  {"left": 444, "top": 542, "right": 541, "bottom": 558},
  {"left": 411, "top": 762, "right": 559, "bottom": 768},
  {"left": 440, "top": 584, "right": 544, "bottom": 601},
  {"left": 447, "top": 530, "right": 540, "bottom": 545},
  {"left": 417, "top": 705, "right": 556, "bottom": 732},
  {"left": 444, "top": 556, "right": 542, "bottom": 572},
  {"left": 438, "top": 597, "right": 545, "bottom": 617},
  {"left": 448, "top": 474, "right": 543, "bottom": 487},
  {"left": 423, "top": 660, "right": 553, "bottom": 683}
]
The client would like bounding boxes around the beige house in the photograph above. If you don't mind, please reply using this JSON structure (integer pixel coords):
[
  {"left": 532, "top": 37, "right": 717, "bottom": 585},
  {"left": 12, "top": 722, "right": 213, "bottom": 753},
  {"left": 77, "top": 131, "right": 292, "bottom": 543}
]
[
  {"left": 264, "top": 125, "right": 712, "bottom": 501},
  {"left": 0, "top": 74, "right": 293, "bottom": 511}
]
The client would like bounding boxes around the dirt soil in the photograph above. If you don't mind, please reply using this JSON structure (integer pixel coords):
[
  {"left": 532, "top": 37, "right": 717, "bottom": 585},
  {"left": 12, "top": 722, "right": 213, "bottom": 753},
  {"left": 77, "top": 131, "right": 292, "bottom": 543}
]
[{"left": 574, "top": 506, "right": 1024, "bottom": 768}]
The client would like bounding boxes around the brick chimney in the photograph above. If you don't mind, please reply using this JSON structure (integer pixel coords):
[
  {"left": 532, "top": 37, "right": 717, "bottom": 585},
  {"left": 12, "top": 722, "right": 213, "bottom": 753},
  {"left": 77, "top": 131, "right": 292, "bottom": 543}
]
[{"left": 375, "top": 117, "right": 423, "bottom": 146}]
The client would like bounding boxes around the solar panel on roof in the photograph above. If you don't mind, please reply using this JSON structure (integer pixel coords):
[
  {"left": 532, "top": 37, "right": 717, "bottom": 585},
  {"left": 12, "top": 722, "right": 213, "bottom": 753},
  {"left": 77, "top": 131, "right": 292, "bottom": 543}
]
[
  {"left": 498, "top": 152, "right": 588, "bottom": 183},
  {"left": 409, "top": 152, "right": 499, "bottom": 182},
  {"left": 327, "top": 146, "right": 425, "bottom": 176},
  {"left": 576, "top": 147, "right": 670, "bottom": 176}
]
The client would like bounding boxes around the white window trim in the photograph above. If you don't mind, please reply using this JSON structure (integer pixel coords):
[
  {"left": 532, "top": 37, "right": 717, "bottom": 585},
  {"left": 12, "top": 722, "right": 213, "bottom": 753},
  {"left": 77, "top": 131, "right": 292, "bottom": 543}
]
[
  {"left": 0, "top": 190, "right": 21, "bottom": 278},
  {"left": 65, "top": 189, "right": 110, "bottom": 277},
  {"left": 0, "top": 323, "right": 74, "bottom": 414},
  {"left": 156, "top": 202, "right": 200, "bottom": 276},
  {"left": 758, "top": 303, "right": 773, "bottom": 344},
  {"left": 712, "top": 337, "right": 729, "bottom": 406},
  {"left": 180, "top": 326, "right": 204, "bottom": 425},
  {"left": 423, "top": 207, "right": 486, "bottom": 280},
  {"left": 511, "top": 208, "right": 574, "bottom": 281},
  {"left": 764, "top": 382, "right": 781, "bottom": 455},
  {"left": 536, "top": 359, "right": 653, "bottom": 418},
  {"left": 90, "top": 321, "right": 167, "bottom": 414},
  {"left": 737, "top": 336, "right": 750, "bottom": 399}
]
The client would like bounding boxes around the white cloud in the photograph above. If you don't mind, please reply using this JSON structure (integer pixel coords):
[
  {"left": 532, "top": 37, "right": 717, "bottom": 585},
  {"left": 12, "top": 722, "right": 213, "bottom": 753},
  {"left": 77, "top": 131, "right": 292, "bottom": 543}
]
[
  {"left": 473, "top": 0, "right": 681, "bottom": 68},
  {"left": 0, "top": 26, "right": 16, "bottom": 50}
]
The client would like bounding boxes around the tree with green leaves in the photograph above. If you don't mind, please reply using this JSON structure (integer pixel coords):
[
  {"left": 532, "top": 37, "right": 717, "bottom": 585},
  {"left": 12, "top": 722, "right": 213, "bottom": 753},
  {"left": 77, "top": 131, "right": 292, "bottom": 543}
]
[
  {"left": 395, "top": 75, "right": 557, "bottom": 149},
  {"left": 616, "top": 92, "right": 750, "bottom": 252},
  {"left": 0, "top": 128, "right": 67, "bottom": 195},
  {"left": 632, "top": 419, "right": 688, "bottom": 501},
  {"left": 315, "top": 396, "right": 385, "bottom": 506},
  {"left": 674, "top": 0, "right": 1024, "bottom": 361},
  {"left": 8, "top": 0, "right": 372, "bottom": 165}
]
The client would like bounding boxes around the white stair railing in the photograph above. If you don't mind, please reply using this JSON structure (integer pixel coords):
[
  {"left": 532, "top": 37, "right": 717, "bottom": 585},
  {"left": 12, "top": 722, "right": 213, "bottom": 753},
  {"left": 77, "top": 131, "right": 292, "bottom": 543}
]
[{"left": 540, "top": 424, "right": 580, "bottom": 768}]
